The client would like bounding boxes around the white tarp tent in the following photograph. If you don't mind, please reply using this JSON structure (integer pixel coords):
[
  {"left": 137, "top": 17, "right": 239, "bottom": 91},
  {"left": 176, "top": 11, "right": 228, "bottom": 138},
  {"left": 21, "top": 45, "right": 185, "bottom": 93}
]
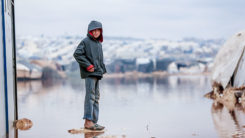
[{"left": 212, "top": 30, "right": 245, "bottom": 88}]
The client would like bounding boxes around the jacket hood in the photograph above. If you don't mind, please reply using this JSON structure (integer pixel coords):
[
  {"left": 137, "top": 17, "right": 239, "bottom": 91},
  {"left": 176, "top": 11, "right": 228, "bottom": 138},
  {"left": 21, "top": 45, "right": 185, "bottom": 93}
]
[{"left": 87, "top": 20, "right": 103, "bottom": 42}]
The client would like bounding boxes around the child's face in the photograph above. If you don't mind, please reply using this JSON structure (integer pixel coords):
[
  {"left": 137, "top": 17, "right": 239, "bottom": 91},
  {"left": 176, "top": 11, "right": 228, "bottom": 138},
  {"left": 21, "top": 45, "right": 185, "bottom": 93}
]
[{"left": 91, "top": 29, "right": 101, "bottom": 38}]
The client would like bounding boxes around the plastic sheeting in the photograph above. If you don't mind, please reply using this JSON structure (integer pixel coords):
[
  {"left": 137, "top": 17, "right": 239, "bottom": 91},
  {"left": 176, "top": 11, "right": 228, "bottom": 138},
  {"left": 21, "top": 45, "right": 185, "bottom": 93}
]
[
  {"left": 234, "top": 48, "right": 245, "bottom": 87},
  {"left": 212, "top": 31, "right": 245, "bottom": 88}
]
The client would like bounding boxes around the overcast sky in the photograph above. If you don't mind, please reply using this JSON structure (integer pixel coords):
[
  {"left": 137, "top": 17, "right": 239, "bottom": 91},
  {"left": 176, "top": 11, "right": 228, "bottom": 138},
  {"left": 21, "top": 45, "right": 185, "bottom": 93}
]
[{"left": 15, "top": 0, "right": 245, "bottom": 40}]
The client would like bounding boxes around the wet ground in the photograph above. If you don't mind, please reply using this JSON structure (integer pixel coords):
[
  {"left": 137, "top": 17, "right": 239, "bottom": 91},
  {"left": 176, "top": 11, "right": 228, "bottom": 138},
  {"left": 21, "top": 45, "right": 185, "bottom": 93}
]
[{"left": 17, "top": 75, "right": 245, "bottom": 138}]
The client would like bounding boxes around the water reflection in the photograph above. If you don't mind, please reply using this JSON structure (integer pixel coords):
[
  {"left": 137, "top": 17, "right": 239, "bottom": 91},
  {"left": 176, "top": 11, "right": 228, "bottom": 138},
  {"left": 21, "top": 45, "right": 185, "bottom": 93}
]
[
  {"left": 211, "top": 101, "right": 245, "bottom": 138},
  {"left": 17, "top": 75, "right": 218, "bottom": 138},
  {"left": 68, "top": 128, "right": 105, "bottom": 138},
  {"left": 84, "top": 131, "right": 104, "bottom": 138}
]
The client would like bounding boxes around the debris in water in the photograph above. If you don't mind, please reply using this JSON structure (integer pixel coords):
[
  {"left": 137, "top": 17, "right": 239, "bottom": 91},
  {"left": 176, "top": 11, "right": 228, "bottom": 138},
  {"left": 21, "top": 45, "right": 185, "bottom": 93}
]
[
  {"left": 68, "top": 129, "right": 82, "bottom": 134},
  {"left": 68, "top": 128, "right": 105, "bottom": 134},
  {"left": 192, "top": 133, "right": 198, "bottom": 136}
]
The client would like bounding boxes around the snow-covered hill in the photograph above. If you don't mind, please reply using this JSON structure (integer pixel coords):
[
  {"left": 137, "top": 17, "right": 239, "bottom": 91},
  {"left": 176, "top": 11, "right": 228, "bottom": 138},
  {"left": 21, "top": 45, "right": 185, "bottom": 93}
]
[{"left": 16, "top": 35, "right": 224, "bottom": 67}]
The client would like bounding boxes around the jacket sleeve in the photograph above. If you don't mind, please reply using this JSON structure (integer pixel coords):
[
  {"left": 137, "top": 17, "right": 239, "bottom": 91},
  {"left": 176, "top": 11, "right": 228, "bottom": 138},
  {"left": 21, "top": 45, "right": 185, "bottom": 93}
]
[
  {"left": 103, "top": 63, "right": 107, "bottom": 74},
  {"left": 73, "top": 41, "right": 94, "bottom": 70},
  {"left": 101, "top": 50, "right": 107, "bottom": 74}
]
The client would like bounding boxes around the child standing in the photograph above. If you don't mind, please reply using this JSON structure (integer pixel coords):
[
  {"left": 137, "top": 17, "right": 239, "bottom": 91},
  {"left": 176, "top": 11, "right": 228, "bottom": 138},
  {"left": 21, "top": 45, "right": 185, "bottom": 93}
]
[{"left": 73, "top": 20, "right": 107, "bottom": 130}]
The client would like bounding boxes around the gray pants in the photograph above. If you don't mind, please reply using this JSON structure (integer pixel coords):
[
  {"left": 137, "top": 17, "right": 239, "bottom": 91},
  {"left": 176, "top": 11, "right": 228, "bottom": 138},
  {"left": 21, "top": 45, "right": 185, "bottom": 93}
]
[{"left": 83, "top": 77, "right": 100, "bottom": 124}]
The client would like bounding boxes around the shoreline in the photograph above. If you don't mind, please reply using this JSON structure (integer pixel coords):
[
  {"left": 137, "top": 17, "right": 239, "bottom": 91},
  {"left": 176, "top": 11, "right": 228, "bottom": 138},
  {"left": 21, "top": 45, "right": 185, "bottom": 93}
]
[
  {"left": 103, "top": 71, "right": 211, "bottom": 79},
  {"left": 17, "top": 71, "right": 211, "bottom": 81}
]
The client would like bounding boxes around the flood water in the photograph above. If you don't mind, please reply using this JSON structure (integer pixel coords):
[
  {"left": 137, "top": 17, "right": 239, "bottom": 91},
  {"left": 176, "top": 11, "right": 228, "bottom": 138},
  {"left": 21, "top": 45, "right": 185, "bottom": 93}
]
[{"left": 17, "top": 75, "right": 245, "bottom": 138}]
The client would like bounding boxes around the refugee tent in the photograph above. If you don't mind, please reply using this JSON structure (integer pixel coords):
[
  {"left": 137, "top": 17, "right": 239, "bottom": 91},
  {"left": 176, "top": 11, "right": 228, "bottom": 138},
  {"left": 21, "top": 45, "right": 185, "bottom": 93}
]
[{"left": 212, "top": 31, "right": 245, "bottom": 88}]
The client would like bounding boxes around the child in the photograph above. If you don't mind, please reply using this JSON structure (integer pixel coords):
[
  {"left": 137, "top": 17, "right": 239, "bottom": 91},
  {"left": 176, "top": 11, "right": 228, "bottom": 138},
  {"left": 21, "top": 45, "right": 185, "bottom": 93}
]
[{"left": 73, "top": 20, "right": 107, "bottom": 130}]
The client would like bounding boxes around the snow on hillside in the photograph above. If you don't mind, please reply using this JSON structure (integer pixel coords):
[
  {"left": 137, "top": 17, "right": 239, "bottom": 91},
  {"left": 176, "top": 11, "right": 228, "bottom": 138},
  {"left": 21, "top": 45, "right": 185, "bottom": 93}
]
[{"left": 16, "top": 35, "right": 224, "bottom": 67}]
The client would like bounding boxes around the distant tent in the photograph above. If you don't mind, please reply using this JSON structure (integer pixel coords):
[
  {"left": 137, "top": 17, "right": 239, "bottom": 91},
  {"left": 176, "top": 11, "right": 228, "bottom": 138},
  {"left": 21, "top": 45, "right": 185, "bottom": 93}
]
[{"left": 212, "top": 31, "right": 245, "bottom": 88}]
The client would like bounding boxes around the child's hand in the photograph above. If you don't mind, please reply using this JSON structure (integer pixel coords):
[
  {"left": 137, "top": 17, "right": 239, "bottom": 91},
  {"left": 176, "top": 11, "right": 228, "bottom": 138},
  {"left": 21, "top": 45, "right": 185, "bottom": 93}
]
[{"left": 88, "top": 67, "right": 94, "bottom": 72}]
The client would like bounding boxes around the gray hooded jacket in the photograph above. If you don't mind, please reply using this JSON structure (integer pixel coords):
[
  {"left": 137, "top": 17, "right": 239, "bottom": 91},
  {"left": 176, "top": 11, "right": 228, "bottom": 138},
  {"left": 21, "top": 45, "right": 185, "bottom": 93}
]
[{"left": 73, "top": 20, "right": 107, "bottom": 79}]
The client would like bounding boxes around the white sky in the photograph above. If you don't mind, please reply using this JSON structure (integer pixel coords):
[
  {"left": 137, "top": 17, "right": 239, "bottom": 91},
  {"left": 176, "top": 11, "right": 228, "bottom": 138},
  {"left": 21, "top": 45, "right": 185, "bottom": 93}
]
[{"left": 15, "top": 0, "right": 245, "bottom": 40}]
